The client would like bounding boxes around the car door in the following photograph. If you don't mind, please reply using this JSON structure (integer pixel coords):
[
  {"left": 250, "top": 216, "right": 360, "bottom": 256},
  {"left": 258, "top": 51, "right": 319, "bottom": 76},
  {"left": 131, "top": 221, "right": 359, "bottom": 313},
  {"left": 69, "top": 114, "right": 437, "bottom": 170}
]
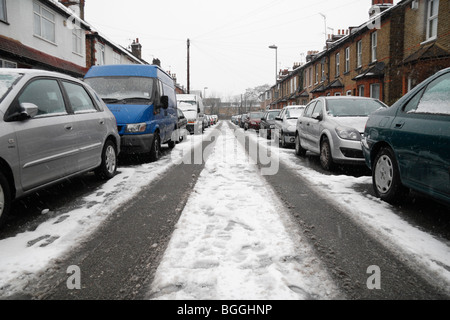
[
  {"left": 62, "top": 80, "right": 105, "bottom": 171},
  {"left": 13, "top": 78, "right": 79, "bottom": 191},
  {"left": 299, "top": 101, "right": 316, "bottom": 149},
  {"left": 308, "top": 100, "right": 324, "bottom": 152},
  {"left": 390, "top": 71, "right": 450, "bottom": 197}
]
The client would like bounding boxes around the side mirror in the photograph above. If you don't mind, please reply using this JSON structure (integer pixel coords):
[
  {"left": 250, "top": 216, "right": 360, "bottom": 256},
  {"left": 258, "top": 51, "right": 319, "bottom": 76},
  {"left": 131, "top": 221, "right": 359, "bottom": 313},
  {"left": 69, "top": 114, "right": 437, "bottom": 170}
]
[
  {"left": 7, "top": 102, "right": 39, "bottom": 121},
  {"left": 275, "top": 117, "right": 281, "bottom": 121},
  {"left": 312, "top": 113, "right": 323, "bottom": 121},
  {"left": 161, "top": 96, "right": 169, "bottom": 109}
]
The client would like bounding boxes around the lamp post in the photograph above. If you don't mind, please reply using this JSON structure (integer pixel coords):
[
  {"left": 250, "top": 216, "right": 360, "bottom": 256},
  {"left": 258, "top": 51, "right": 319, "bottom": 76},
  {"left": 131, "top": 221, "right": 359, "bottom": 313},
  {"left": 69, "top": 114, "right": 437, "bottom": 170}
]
[
  {"left": 204, "top": 87, "right": 208, "bottom": 99},
  {"left": 268, "top": 45, "right": 278, "bottom": 84}
]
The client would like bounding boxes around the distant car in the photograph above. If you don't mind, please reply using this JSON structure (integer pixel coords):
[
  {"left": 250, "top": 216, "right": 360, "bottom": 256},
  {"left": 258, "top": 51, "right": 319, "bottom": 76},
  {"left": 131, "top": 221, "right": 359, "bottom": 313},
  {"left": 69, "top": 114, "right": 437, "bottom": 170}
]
[
  {"left": 260, "top": 110, "right": 281, "bottom": 139},
  {"left": 0, "top": 69, "right": 120, "bottom": 227},
  {"left": 239, "top": 114, "right": 248, "bottom": 128},
  {"left": 245, "top": 111, "right": 265, "bottom": 131},
  {"left": 295, "top": 96, "right": 387, "bottom": 170},
  {"left": 362, "top": 67, "right": 450, "bottom": 205},
  {"left": 174, "top": 108, "right": 188, "bottom": 143},
  {"left": 274, "top": 105, "right": 305, "bottom": 148}
]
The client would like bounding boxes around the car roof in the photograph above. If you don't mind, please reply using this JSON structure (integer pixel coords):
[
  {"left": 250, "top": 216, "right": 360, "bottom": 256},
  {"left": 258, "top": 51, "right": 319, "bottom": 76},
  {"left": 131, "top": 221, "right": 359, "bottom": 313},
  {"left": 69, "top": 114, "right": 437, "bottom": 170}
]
[{"left": 0, "top": 68, "right": 81, "bottom": 81}]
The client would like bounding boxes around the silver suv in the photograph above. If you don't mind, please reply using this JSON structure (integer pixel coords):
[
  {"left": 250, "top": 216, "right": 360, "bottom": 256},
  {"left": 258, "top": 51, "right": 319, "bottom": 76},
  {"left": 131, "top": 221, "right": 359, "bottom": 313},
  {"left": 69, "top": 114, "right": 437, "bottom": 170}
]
[{"left": 0, "top": 69, "right": 120, "bottom": 227}]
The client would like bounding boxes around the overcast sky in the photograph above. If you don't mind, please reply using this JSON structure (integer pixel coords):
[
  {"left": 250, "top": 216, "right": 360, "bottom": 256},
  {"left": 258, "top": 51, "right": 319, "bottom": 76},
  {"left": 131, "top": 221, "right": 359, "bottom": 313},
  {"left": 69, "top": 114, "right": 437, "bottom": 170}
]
[{"left": 84, "top": 0, "right": 401, "bottom": 100}]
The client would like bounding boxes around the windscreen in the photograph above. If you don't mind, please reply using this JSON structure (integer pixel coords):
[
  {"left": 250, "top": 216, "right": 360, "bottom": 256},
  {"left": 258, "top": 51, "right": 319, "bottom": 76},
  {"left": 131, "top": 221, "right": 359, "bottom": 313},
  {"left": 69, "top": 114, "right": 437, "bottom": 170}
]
[
  {"left": 326, "top": 99, "right": 385, "bottom": 117},
  {"left": 84, "top": 76, "right": 154, "bottom": 105},
  {"left": 250, "top": 112, "right": 265, "bottom": 119},
  {"left": 286, "top": 108, "right": 304, "bottom": 119},
  {"left": 0, "top": 72, "right": 23, "bottom": 102}
]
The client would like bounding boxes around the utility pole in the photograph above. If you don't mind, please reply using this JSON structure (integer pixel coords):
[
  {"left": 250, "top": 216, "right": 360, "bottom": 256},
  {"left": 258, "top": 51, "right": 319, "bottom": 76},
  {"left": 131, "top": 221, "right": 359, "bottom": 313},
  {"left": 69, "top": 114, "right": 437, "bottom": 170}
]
[{"left": 187, "top": 38, "right": 190, "bottom": 94}]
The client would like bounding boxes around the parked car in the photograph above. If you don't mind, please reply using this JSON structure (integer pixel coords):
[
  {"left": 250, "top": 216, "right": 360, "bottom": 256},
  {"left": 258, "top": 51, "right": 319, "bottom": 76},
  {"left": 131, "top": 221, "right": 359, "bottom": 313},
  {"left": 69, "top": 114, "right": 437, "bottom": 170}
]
[
  {"left": 362, "top": 67, "right": 450, "bottom": 205},
  {"left": 244, "top": 111, "right": 265, "bottom": 131},
  {"left": 177, "top": 94, "right": 205, "bottom": 135},
  {"left": 0, "top": 69, "right": 120, "bottom": 227},
  {"left": 174, "top": 108, "right": 188, "bottom": 143},
  {"left": 295, "top": 96, "right": 387, "bottom": 170},
  {"left": 260, "top": 109, "right": 281, "bottom": 139},
  {"left": 84, "top": 64, "right": 177, "bottom": 162},
  {"left": 239, "top": 114, "right": 248, "bottom": 128},
  {"left": 275, "top": 105, "right": 305, "bottom": 148}
]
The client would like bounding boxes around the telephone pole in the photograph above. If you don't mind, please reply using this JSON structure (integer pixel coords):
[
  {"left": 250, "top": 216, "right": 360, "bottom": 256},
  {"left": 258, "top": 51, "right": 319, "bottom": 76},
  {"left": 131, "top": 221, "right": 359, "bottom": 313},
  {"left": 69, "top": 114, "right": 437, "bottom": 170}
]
[{"left": 187, "top": 38, "right": 190, "bottom": 94}]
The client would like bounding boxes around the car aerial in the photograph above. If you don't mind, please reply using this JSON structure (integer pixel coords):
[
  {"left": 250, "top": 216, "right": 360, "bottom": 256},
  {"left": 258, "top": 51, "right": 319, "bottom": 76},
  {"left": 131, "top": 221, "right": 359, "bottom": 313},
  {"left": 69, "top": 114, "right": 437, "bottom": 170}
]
[
  {"left": 362, "top": 67, "right": 450, "bottom": 205},
  {"left": 244, "top": 111, "right": 265, "bottom": 132},
  {"left": 275, "top": 105, "right": 305, "bottom": 148},
  {"left": 84, "top": 64, "right": 177, "bottom": 162},
  {"left": 295, "top": 96, "right": 387, "bottom": 171},
  {"left": 260, "top": 109, "right": 281, "bottom": 139},
  {"left": 0, "top": 68, "right": 120, "bottom": 228}
]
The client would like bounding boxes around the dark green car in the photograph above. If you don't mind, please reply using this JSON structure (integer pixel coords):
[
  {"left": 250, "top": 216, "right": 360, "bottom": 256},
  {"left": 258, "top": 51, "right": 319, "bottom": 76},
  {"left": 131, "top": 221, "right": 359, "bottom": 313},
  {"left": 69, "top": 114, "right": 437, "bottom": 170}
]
[{"left": 362, "top": 67, "right": 450, "bottom": 205}]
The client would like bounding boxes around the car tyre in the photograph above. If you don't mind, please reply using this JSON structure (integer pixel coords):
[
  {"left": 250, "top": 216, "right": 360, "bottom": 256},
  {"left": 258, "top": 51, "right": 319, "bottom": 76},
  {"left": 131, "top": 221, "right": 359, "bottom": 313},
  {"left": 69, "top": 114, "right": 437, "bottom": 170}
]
[
  {"left": 320, "top": 137, "right": 335, "bottom": 171},
  {"left": 0, "top": 171, "right": 11, "bottom": 229},
  {"left": 372, "top": 147, "right": 407, "bottom": 203},
  {"left": 280, "top": 131, "right": 286, "bottom": 148},
  {"left": 295, "top": 134, "right": 306, "bottom": 156},
  {"left": 95, "top": 140, "right": 118, "bottom": 180},
  {"left": 150, "top": 133, "right": 161, "bottom": 162}
]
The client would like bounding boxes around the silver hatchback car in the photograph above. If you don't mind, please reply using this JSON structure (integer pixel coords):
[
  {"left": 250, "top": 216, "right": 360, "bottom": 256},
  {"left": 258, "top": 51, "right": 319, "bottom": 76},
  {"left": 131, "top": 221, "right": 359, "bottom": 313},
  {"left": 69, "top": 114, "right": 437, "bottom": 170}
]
[
  {"left": 295, "top": 96, "right": 387, "bottom": 170},
  {"left": 0, "top": 69, "right": 120, "bottom": 227}
]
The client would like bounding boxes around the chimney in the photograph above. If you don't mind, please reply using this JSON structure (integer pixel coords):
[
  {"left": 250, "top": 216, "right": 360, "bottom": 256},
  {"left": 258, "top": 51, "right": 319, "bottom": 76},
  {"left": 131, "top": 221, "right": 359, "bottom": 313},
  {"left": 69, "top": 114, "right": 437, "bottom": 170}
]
[
  {"left": 152, "top": 58, "right": 161, "bottom": 67},
  {"left": 59, "top": 0, "right": 85, "bottom": 20},
  {"left": 131, "top": 38, "right": 142, "bottom": 60},
  {"left": 369, "top": 0, "right": 393, "bottom": 17}
]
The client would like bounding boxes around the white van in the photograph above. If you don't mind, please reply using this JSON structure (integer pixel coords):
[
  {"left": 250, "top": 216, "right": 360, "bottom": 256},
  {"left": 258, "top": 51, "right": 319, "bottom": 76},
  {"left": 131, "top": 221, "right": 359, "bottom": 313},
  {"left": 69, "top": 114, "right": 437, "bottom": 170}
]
[{"left": 176, "top": 94, "right": 205, "bottom": 134}]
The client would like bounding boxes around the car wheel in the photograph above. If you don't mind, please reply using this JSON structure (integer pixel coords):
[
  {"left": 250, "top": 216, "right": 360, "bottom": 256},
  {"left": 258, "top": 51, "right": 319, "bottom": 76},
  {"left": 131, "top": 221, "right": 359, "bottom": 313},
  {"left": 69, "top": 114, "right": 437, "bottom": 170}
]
[
  {"left": 320, "top": 137, "right": 335, "bottom": 171},
  {"left": 295, "top": 134, "right": 306, "bottom": 156},
  {"left": 95, "top": 140, "right": 117, "bottom": 180},
  {"left": 373, "top": 147, "right": 406, "bottom": 203},
  {"left": 0, "top": 171, "right": 11, "bottom": 228},
  {"left": 150, "top": 133, "right": 161, "bottom": 162},
  {"left": 280, "top": 132, "right": 286, "bottom": 148}
]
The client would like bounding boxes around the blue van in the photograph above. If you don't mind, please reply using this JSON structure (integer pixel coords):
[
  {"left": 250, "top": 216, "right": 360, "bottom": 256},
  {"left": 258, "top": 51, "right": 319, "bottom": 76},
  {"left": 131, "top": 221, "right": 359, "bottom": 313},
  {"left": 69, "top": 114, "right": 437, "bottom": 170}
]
[{"left": 84, "top": 64, "right": 177, "bottom": 161}]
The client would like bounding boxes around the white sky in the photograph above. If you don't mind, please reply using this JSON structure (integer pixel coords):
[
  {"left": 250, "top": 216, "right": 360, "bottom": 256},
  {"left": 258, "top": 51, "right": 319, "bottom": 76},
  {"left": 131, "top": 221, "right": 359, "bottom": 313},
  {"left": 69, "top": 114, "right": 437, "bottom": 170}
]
[{"left": 84, "top": 0, "right": 401, "bottom": 100}]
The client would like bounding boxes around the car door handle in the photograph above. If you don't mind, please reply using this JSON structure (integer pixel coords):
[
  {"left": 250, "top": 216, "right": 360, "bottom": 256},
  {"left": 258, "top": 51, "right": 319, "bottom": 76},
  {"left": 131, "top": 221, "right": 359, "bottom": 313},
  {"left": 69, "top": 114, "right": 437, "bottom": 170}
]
[
  {"left": 394, "top": 121, "right": 405, "bottom": 129},
  {"left": 65, "top": 124, "right": 73, "bottom": 131}
]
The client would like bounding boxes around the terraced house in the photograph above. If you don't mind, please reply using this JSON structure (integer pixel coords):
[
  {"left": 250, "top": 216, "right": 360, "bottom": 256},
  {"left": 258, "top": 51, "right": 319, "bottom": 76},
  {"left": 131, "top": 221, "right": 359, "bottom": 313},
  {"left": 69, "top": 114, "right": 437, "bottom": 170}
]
[
  {"left": 264, "top": 0, "right": 449, "bottom": 108},
  {"left": 0, "top": 0, "right": 146, "bottom": 77}
]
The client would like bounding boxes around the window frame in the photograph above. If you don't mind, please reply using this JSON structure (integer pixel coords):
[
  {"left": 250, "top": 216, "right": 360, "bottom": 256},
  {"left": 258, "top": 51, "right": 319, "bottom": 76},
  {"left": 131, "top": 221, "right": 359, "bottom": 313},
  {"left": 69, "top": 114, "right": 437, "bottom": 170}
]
[
  {"left": 426, "top": 0, "right": 439, "bottom": 41},
  {"left": 345, "top": 47, "right": 350, "bottom": 73},
  {"left": 371, "top": 31, "right": 378, "bottom": 63},
  {"left": 336, "top": 53, "right": 340, "bottom": 76},
  {"left": 0, "top": 0, "right": 7, "bottom": 23},
  {"left": 356, "top": 40, "right": 362, "bottom": 68},
  {"left": 370, "top": 83, "right": 381, "bottom": 100}
]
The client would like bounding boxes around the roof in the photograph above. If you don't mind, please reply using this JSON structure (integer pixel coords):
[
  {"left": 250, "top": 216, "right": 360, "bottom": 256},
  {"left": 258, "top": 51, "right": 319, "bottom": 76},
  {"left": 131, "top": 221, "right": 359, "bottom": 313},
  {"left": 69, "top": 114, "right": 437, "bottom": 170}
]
[
  {"left": 85, "top": 64, "right": 172, "bottom": 83},
  {"left": 403, "top": 42, "right": 450, "bottom": 64},
  {"left": 353, "top": 62, "right": 385, "bottom": 80}
]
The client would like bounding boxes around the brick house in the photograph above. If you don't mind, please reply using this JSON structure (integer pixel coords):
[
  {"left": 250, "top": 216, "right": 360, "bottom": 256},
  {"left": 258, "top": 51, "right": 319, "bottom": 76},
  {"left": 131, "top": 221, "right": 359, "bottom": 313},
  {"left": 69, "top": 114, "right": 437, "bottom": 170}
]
[{"left": 264, "top": 0, "right": 449, "bottom": 108}]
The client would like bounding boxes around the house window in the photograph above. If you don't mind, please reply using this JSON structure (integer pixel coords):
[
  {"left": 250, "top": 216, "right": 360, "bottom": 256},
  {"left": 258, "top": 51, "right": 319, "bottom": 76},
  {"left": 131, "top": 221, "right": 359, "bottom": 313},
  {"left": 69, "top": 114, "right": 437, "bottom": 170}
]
[
  {"left": 336, "top": 53, "right": 340, "bottom": 76},
  {"left": 315, "top": 64, "right": 319, "bottom": 84},
  {"left": 346, "top": 90, "right": 352, "bottom": 96},
  {"left": 97, "top": 43, "right": 105, "bottom": 65},
  {"left": 371, "top": 31, "right": 377, "bottom": 62},
  {"left": 357, "top": 40, "right": 362, "bottom": 68},
  {"left": 1, "top": 59, "right": 17, "bottom": 68},
  {"left": 370, "top": 83, "right": 381, "bottom": 99},
  {"left": 113, "top": 52, "right": 121, "bottom": 64},
  {"left": 72, "top": 28, "right": 83, "bottom": 54},
  {"left": 426, "top": 0, "right": 439, "bottom": 40},
  {"left": 0, "top": 0, "right": 7, "bottom": 22},
  {"left": 33, "top": 2, "right": 56, "bottom": 43},
  {"left": 335, "top": 92, "right": 341, "bottom": 96},
  {"left": 321, "top": 61, "right": 325, "bottom": 82},
  {"left": 358, "top": 85, "right": 365, "bottom": 96},
  {"left": 345, "top": 47, "right": 350, "bottom": 73}
]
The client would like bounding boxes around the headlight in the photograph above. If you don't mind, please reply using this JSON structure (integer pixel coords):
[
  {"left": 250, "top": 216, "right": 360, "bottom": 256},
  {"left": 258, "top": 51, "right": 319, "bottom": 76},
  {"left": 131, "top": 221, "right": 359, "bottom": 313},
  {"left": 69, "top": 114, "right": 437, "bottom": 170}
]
[
  {"left": 335, "top": 126, "right": 361, "bottom": 141},
  {"left": 125, "top": 123, "right": 147, "bottom": 133}
]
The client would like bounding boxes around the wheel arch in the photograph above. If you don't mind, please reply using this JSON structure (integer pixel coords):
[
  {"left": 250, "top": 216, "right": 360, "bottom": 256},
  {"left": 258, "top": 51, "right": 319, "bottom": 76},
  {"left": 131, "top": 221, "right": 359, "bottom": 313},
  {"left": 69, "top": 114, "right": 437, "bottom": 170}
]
[{"left": 0, "top": 158, "right": 16, "bottom": 200}]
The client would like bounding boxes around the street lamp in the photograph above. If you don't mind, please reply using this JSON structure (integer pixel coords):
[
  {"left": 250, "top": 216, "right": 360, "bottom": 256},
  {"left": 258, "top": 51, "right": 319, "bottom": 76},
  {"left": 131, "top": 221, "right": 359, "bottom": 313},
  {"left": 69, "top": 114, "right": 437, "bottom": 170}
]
[
  {"left": 204, "top": 87, "right": 208, "bottom": 99},
  {"left": 269, "top": 45, "right": 278, "bottom": 84}
]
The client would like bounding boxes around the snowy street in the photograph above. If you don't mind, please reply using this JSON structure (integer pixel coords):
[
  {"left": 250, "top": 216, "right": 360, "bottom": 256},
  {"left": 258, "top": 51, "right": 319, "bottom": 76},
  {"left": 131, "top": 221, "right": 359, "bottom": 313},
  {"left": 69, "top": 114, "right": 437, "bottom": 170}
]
[{"left": 0, "top": 121, "right": 449, "bottom": 300}]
